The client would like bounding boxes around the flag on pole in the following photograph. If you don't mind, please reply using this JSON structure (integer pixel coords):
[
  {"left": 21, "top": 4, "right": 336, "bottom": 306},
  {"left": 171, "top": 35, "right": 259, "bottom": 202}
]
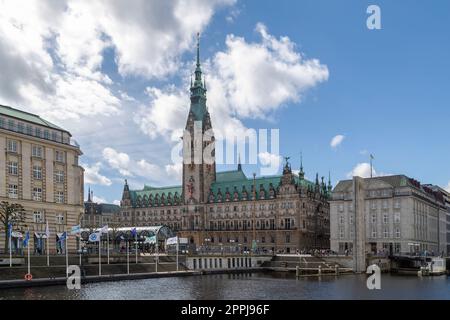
[
  {"left": 252, "top": 239, "right": 257, "bottom": 251},
  {"left": 166, "top": 236, "right": 178, "bottom": 246},
  {"left": 100, "top": 225, "right": 108, "bottom": 234},
  {"left": 89, "top": 232, "right": 101, "bottom": 242},
  {"left": 70, "top": 225, "right": 81, "bottom": 235},
  {"left": 7, "top": 223, "right": 12, "bottom": 237},
  {"left": 23, "top": 231, "right": 30, "bottom": 247},
  {"left": 45, "top": 220, "right": 50, "bottom": 267},
  {"left": 58, "top": 232, "right": 67, "bottom": 242},
  {"left": 144, "top": 235, "right": 156, "bottom": 244},
  {"left": 45, "top": 221, "right": 50, "bottom": 238},
  {"left": 131, "top": 227, "right": 137, "bottom": 237},
  {"left": 370, "top": 154, "right": 374, "bottom": 160}
]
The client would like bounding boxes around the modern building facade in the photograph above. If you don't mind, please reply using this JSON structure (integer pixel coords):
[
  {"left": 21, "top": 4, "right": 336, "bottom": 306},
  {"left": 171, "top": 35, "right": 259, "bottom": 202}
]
[
  {"left": 0, "top": 104, "right": 84, "bottom": 254},
  {"left": 119, "top": 38, "right": 331, "bottom": 253},
  {"left": 82, "top": 188, "right": 121, "bottom": 228},
  {"left": 330, "top": 175, "right": 448, "bottom": 261}
]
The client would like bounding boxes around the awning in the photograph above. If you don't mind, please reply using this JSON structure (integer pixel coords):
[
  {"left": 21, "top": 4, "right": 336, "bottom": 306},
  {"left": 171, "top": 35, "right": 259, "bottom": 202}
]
[{"left": 56, "top": 233, "right": 64, "bottom": 238}]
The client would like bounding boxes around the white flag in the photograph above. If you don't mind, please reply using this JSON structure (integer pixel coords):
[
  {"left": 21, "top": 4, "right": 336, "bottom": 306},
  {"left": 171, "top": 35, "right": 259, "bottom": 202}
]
[
  {"left": 70, "top": 225, "right": 81, "bottom": 235},
  {"left": 100, "top": 225, "right": 109, "bottom": 234},
  {"left": 89, "top": 232, "right": 101, "bottom": 242},
  {"left": 166, "top": 236, "right": 178, "bottom": 246},
  {"left": 45, "top": 221, "right": 50, "bottom": 238}
]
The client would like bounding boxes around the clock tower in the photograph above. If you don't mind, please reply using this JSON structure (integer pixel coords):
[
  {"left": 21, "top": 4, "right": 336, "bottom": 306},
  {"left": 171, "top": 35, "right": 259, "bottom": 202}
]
[{"left": 182, "top": 34, "right": 216, "bottom": 208}]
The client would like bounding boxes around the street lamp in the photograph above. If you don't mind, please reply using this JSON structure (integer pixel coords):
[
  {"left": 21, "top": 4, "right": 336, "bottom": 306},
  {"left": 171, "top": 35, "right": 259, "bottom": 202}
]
[
  {"left": 229, "top": 239, "right": 235, "bottom": 253},
  {"left": 204, "top": 238, "right": 211, "bottom": 253}
]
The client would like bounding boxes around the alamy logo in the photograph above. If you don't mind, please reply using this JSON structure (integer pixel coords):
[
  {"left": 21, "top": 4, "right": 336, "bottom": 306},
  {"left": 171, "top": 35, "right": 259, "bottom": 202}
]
[
  {"left": 366, "top": 5, "right": 382, "bottom": 30},
  {"left": 171, "top": 121, "right": 281, "bottom": 175},
  {"left": 67, "top": 265, "right": 81, "bottom": 290},
  {"left": 366, "top": 264, "right": 381, "bottom": 290}
]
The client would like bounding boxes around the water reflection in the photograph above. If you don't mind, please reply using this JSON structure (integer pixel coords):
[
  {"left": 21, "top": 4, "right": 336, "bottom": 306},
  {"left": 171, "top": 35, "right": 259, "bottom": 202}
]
[{"left": 0, "top": 273, "right": 449, "bottom": 300}]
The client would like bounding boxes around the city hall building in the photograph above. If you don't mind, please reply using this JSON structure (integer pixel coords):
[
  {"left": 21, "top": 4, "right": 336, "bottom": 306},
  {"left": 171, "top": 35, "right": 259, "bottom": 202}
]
[
  {"left": 0, "top": 104, "right": 84, "bottom": 254},
  {"left": 119, "top": 39, "right": 331, "bottom": 253}
]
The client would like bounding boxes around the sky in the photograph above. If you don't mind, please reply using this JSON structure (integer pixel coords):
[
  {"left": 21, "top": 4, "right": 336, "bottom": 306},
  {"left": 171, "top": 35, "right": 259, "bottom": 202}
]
[{"left": 0, "top": 0, "right": 449, "bottom": 204}]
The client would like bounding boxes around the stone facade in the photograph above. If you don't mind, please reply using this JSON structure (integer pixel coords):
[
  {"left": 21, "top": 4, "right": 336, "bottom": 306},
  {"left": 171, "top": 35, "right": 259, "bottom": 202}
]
[
  {"left": 423, "top": 185, "right": 450, "bottom": 254},
  {"left": 0, "top": 104, "right": 84, "bottom": 253},
  {"left": 81, "top": 188, "right": 121, "bottom": 229},
  {"left": 330, "top": 175, "right": 448, "bottom": 258},
  {"left": 119, "top": 38, "right": 331, "bottom": 254}
]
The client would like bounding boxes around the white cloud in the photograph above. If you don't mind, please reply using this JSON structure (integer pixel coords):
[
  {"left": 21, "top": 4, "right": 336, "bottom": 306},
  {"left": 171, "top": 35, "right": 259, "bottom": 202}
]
[
  {"left": 136, "top": 159, "right": 162, "bottom": 179},
  {"left": 93, "top": 0, "right": 236, "bottom": 78},
  {"left": 83, "top": 162, "right": 112, "bottom": 186},
  {"left": 258, "top": 152, "right": 281, "bottom": 167},
  {"left": 165, "top": 162, "right": 183, "bottom": 181},
  {"left": 136, "top": 23, "right": 329, "bottom": 141},
  {"left": 0, "top": 1, "right": 121, "bottom": 122},
  {"left": 330, "top": 134, "right": 345, "bottom": 149},
  {"left": 136, "top": 86, "right": 188, "bottom": 141},
  {"left": 102, "top": 147, "right": 132, "bottom": 176},
  {"left": 93, "top": 195, "right": 107, "bottom": 204},
  {"left": 445, "top": 182, "right": 450, "bottom": 193},
  {"left": 347, "top": 163, "right": 373, "bottom": 178},
  {"left": 212, "top": 23, "right": 328, "bottom": 119},
  {"left": 102, "top": 147, "right": 180, "bottom": 185},
  {"left": 0, "top": 0, "right": 235, "bottom": 123},
  {"left": 113, "top": 200, "right": 121, "bottom": 206},
  {"left": 347, "top": 163, "right": 391, "bottom": 179},
  {"left": 226, "top": 8, "right": 241, "bottom": 23}
]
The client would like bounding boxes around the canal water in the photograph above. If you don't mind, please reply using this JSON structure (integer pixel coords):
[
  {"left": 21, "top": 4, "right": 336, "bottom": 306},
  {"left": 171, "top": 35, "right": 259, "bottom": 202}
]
[{"left": 0, "top": 273, "right": 449, "bottom": 300}]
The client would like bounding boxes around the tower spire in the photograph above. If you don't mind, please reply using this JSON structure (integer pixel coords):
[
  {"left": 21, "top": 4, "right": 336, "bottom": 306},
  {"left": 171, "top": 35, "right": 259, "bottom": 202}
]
[
  {"left": 88, "top": 186, "right": 91, "bottom": 202},
  {"left": 299, "top": 151, "right": 305, "bottom": 179},
  {"left": 328, "top": 171, "right": 332, "bottom": 192},
  {"left": 191, "top": 32, "right": 204, "bottom": 91},
  {"left": 237, "top": 153, "right": 242, "bottom": 171},
  {"left": 196, "top": 32, "right": 200, "bottom": 67}
]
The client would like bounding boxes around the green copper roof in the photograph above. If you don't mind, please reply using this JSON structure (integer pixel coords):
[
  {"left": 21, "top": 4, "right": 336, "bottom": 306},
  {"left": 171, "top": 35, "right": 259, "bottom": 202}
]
[
  {"left": 0, "top": 104, "right": 67, "bottom": 132},
  {"left": 98, "top": 203, "right": 121, "bottom": 213},
  {"left": 130, "top": 185, "right": 182, "bottom": 207},
  {"left": 209, "top": 170, "right": 317, "bottom": 201},
  {"left": 216, "top": 170, "right": 247, "bottom": 183}
]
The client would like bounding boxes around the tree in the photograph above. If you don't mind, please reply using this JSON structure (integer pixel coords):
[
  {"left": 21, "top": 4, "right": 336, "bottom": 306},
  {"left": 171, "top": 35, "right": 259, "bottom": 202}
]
[{"left": 0, "top": 201, "right": 26, "bottom": 253}]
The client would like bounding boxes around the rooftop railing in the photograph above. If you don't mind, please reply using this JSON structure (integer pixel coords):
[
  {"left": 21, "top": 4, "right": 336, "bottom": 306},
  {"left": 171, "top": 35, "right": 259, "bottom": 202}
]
[{"left": 0, "top": 121, "right": 78, "bottom": 148}]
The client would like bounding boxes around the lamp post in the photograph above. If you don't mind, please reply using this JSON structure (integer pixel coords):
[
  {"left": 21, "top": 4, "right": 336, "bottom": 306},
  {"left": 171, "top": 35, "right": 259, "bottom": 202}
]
[
  {"left": 229, "top": 239, "right": 235, "bottom": 253},
  {"left": 204, "top": 238, "right": 211, "bottom": 253}
]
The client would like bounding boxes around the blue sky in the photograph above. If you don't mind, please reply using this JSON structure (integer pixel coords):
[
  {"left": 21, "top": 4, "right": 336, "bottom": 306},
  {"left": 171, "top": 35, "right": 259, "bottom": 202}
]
[{"left": 0, "top": 0, "right": 449, "bottom": 204}]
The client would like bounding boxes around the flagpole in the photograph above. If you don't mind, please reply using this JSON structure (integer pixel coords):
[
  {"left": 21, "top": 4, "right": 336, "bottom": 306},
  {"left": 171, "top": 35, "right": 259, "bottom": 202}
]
[
  {"left": 99, "top": 232, "right": 102, "bottom": 276},
  {"left": 370, "top": 154, "right": 374, "bottom": 178},
  {"left": 46, "top": 221, "right": 50, "bottom": 267},
  {"left": 9, "top": 225, "right": 12, "bottom": 268},
  {"left": 135, "top": 232, "right": 138, "bottom": 264},
  {"left": 176, "top": 236, "right": 179, "bottom": 272},
  {"left": 155, "top": 231, "right": 158, "bottom": 273},
  {"left": 127, "top": 239, "right": 129, "bottom": 274},
  {"left": 79, "top": 235, "right": 82, "bottom": 266},
  {"left": 47, "top": 235, "right": 50, "bottom": 267},
  {"left": 65, "top": 231, "right": 68, "bottom": 278},
  {"left": 27, "top": 228, "right": 30, "bottom": 275},
  {"left": 107, "top": 231, "right": 110, "bottom": 265}
]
